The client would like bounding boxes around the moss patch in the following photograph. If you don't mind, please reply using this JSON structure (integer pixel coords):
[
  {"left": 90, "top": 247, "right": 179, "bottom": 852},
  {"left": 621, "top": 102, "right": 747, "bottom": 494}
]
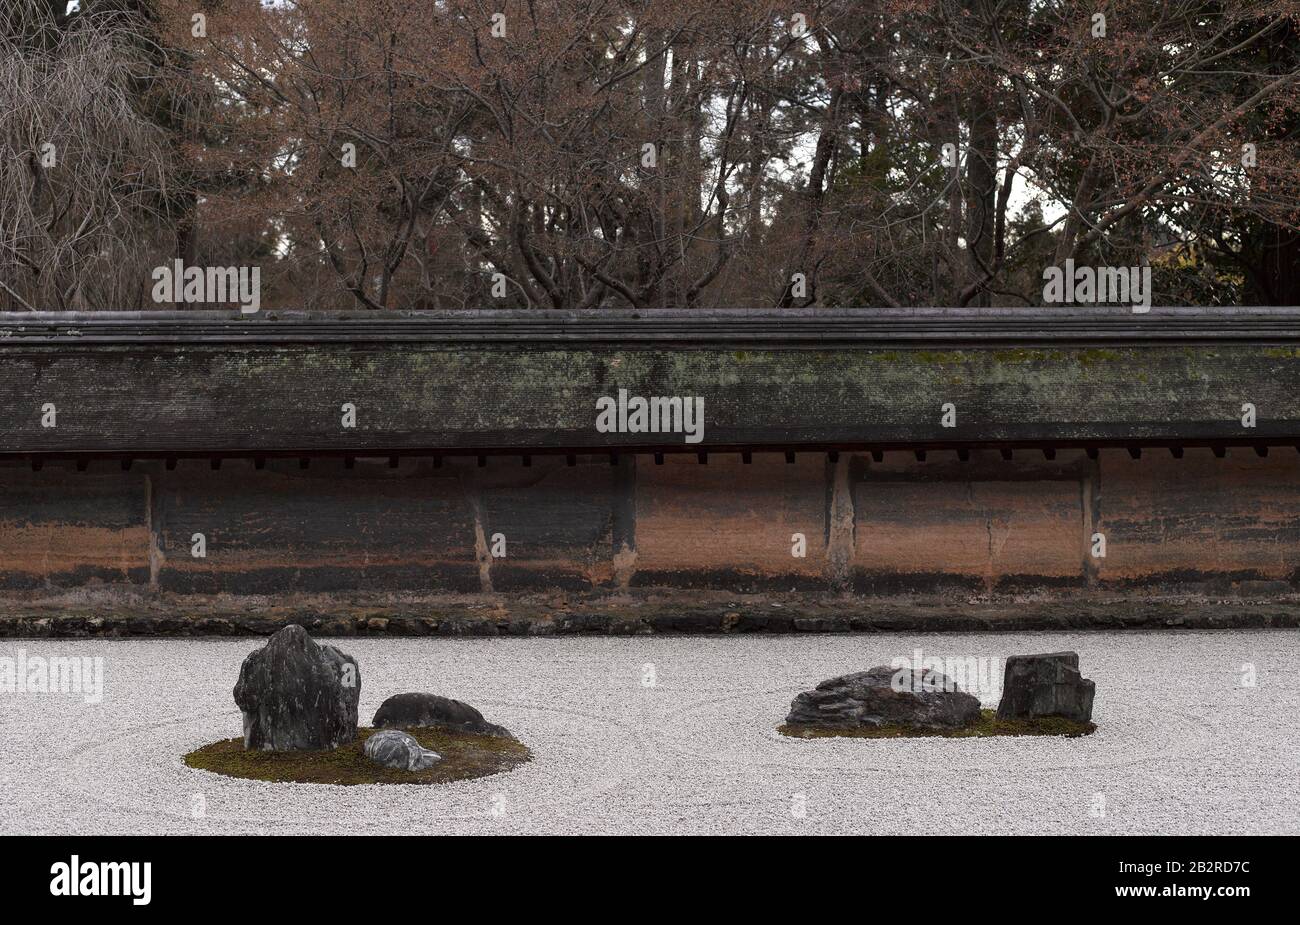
[
  {"left": 184, "top": 726, "right": 531, "bottom": 785},
  {"left": 779, "top": 709, "right": 1095, "bottom": 740}
]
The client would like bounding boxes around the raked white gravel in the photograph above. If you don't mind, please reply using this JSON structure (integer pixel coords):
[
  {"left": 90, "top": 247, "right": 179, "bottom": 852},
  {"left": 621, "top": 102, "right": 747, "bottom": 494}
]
[{"left": 0, "top": 631, "right": 1296, "bottom": 835}]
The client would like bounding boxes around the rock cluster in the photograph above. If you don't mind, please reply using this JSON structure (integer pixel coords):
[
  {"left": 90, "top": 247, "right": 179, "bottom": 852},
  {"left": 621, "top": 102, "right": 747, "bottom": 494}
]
[
  {"left": 785, "top": 652, "right": 1097, "bottom": 733},
  {"left": 230, "top": 626, "right": 511, "bottom": 772}
]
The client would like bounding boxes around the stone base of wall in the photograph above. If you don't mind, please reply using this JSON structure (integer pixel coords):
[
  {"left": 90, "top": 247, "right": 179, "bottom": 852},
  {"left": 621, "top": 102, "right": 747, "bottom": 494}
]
[{"left": 2, "top": 589, "right": 1298, "bottom": 636}]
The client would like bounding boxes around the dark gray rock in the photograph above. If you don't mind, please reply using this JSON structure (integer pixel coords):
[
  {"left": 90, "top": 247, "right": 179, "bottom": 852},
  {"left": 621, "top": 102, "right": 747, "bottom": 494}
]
[
  {"left": 372, "top": 692, "right": 514, "bottom": 739},
  {"left": 364, "top": 729, "right": 441, "bottom": 771},
  {"left": 232, "top": 625, "right": 360, "bottom": 750},
  {"left": 996, "top": 651, "right": 1095, "bottom": 722},
  {"left": 785, "top": 665, "right": 981, "bottom": 730}
]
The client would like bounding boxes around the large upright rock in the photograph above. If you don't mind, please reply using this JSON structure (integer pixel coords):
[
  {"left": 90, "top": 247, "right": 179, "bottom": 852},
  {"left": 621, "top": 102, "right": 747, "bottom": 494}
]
[
  {"left": 233, "top": 625, "right": 361, "bottom": 750},
  {"left": 372, "top": 692, "right": 514, "bottom": 739},
  {"left": 996, "top": 651, "right": 1095, "bottom": 722},
  {"left": 785, "top": 665, "right": 981, "bottom": 730}
]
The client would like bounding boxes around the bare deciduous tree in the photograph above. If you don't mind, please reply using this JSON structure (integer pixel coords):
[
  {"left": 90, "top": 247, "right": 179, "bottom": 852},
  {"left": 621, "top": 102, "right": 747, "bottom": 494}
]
[
  {"left": 2, "top": 0, "right": 1297, "bottom": 311},
  {"left": 0, "top": 2, "right": 175, "bottom": 310}
]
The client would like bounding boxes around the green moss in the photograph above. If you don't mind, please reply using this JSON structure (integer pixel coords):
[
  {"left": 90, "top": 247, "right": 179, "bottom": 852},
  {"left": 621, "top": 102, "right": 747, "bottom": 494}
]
[
  {"left": 990, "top": 348, "right": 1048, "bottom": 364},
  {"left": 912, "top": 350, "right": 968, "bottom": 365},
  {"left": 778, "top": 708, "right": 1095, "bottom": 740},
  {"left": 1075, "top": 348, "right": 1122, "bottom": 367},
  {"left": 985, "top": 348, "right": 1122, "bottom": 368},
  {"left": 184, "top": 726, "right": 531, "bottom": 786}
]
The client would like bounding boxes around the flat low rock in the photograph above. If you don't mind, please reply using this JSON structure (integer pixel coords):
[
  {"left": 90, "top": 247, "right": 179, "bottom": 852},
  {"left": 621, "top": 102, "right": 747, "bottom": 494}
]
[
  {"left": 996, "top": 651, "right": 1095, "bottom": 722},
  {"left": 232, "top": 625, "right": 361, "bottom": 750},
  {"left": 364, "top": 730, "right": 441, "bottom": 772},
  {"left": 373, "top": 692, "right": 515, "bottom": 738},
  {"left": 785, "top": 665, "right": 981, "bottom": 730}
]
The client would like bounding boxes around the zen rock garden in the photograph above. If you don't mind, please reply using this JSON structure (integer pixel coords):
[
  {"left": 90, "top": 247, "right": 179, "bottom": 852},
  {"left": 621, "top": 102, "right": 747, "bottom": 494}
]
[
  {"left": 184, "top": 627, "right": 1097, "bottom": 786},
  {"left": 781, "top": 651, "right": 1096, "bottom": 739},
  {"left": 185, "top": 625, "right": 531, "bottom": 785}
]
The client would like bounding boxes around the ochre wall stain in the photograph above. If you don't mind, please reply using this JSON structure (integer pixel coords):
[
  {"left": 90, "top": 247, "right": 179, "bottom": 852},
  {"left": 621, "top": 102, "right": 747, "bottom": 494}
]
[{"left": 634, "top": 455, "right": 828, "bottom": 577}]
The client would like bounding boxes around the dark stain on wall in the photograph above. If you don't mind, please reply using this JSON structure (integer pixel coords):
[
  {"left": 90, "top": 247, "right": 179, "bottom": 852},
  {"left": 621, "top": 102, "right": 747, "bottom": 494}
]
[
  {"left": 153, "top": 459, "right": 479, "bottom": 593},
  {"left": 475, "top": 456, "right": 621, "bottom": 591}
]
